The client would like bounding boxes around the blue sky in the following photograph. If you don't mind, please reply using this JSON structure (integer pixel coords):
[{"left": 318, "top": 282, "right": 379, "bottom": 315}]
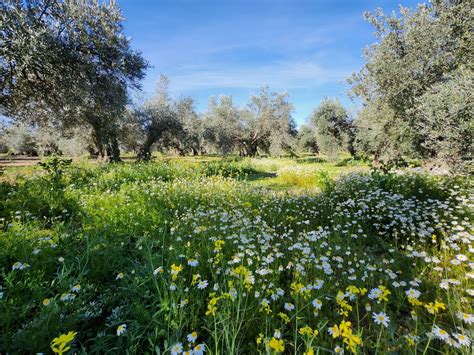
[{"left": 118, "top": 0, "right": 420, "bottom": 125}]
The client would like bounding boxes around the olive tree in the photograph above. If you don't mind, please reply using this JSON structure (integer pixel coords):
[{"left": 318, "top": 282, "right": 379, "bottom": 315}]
[
  {"left": 203, "top": 87, "right": 296, "bottom": 156},
  {"left": 202, "top": 96, "right": 241, "bottom": 155},
  {"left": 1, "top": 0, "right": 148, "bottom": 161},
  {"left": 309, "top": 98, "right": 353, "bottom": 160},
  {"left": 297, "top": 125, "right": 319, "bottom": 154},
  {"left": 135, "top": 76, "right": 203, "bottom": 159},
  {"left": 349, "top": 1, "right": 473, "bottom": 168}
]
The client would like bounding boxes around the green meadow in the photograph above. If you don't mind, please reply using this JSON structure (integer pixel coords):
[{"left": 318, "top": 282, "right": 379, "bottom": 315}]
[{"left": 0, "top": 157, "right": 472, "bottom": 354}]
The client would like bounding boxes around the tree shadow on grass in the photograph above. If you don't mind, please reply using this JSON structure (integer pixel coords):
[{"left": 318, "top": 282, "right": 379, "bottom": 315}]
[
  {"left": 241, "top": 171, "right": 277, "bottom": 182},
  {"left": 296, "top": 157, "right": 327, "bottom": 164}
]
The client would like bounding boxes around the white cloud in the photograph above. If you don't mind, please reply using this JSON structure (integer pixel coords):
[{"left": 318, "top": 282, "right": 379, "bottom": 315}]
[{"left": 168, "top": 60, "right": 350, "bottom": 91}]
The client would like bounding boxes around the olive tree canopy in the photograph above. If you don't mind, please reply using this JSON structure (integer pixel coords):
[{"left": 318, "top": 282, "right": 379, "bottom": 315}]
[
  {"left": 349, "top": 0, "right": 473, "bottom": 168},
  {"left": 1, "top": 0, "right": 148, "bottom": 161}
]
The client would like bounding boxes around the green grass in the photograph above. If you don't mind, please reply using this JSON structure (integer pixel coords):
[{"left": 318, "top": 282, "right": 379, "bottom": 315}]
[{"left": 0, "top": 156, "right": 472, "bottom": 354}]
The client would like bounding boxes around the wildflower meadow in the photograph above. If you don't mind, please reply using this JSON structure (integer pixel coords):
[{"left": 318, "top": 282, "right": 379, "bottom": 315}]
[{"left": 0, "top": 156, "right": 472, "bottom": 354}]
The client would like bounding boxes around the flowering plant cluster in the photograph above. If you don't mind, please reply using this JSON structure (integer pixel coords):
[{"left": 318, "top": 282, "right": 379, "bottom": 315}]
[{"left": 0, "top": 158, "right": 472, "bottom": 353}]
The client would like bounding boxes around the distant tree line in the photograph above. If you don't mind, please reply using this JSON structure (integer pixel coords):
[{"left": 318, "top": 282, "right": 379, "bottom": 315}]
[{"left": 1, "top": 0, "right": 472, "bottom": 170}]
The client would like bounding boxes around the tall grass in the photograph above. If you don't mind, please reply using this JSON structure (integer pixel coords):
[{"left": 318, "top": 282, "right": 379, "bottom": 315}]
[{"left": 0, "top": 157, "right": 472, "bottom": 354}]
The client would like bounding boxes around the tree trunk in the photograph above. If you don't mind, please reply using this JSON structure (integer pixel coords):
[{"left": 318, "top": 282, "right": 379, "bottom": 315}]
[
  {"left": 92, "top": 129, "right": 106, "bottom": 159},
  {"left": 137, "top": 133, "right": 155, "bottom": 161},
  {"left": 244, "top": 143, "right": 258, "bottom": 157},
  {"left": 347, "top": 132, "right": 356, "bottom": 157},
  {"left": 107, "top": 136, "right": 121, "bottom": 163}
]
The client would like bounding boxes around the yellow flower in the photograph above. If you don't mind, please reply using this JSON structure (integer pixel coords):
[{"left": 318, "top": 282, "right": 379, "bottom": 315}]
[
  {"left": 191, "top": 274, "right": 200, "bottom": 285},
  {"left": 43, "top": 298, "right": 50, "bottom": 306},
  {"left": 339, "top": 320, "right": 352, "bottom": 335},
  {"left": 259, "top": 300, "right": 272, "bottom": 314},
  {"left": 304, "top": 347, "right": 315, "bottom": 355},
  {"left": 256, "top": 333, "right": 264, "bottom": 345},
  {"left": 344, "top": 333, "right": 363, "bottom": 353},
  {"left": 424, "top": 300, "right": 446, "bottom": 314},
  {"left": 346, "top": 285, "right": 367, "bottom": 296},
  {"left": 205, "top": 296, "right": 219, "bottom": 317},
  {"left": 408, "top": 297, "right": 423, "bottom": 307},
  {"left": 170, "top": 264, "right": 183, "bottom": 281},
  {"left": 290, "top": 282, "right": 304, "bottom": 294},
  {"left": 329, "top": 324, "right": 341, "bottom": 338},
  {"left": 378, "top": 285, "right": 391, "bottom": 302},
  {"left": 214, "top": 240, "right": 225, "bottom": 251},
  {"left": 278, "top": 312, "right": 290, "bottom": 324},
  {"left": 299, "top": 326, "right": 313, "bottom": 336},
  {"left": 336, "top": 291, "right": 353, "bottom": 316},
  {"left": 268, "top": 337, "right": 284, "bottom": 353},
  {"left": 51, "top": 331, "right": 77, "bottom": 355},
  {"left": 298, "top": 325, "right": 319, "bottom": 337},
  {"left": 405, "top": 334, "right": 416, "bottom": 347}
]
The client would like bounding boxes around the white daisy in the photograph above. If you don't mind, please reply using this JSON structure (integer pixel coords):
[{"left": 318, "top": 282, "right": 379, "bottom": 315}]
[
  {"left": 457, "top": 312, "right": 474, "bottom": 324},
  {"left": 197, "top": 280, "right": 209, "bottom": 290},
  {"left": 312, "top": 299, "right": 322, "bottom": 310},
  {"left": 432, "top": 325, "right": 450, "bottom": 341},
  {"left": 171, "top": 342, "right": 183, "bottom": 355},
  {"left": 453, "top": 333, "right": 471, "bottom": 347},
  {"left": 405, "top": 288, "right": 420, "bottom": 299},
  {"left": 117, "top": 324, "right": 127, "bottom": 336},
  {"left": 193, "top": 343, "right": 205, "bottom": 355},
  {"left": 187, "top": 331, "right": 197, "bottom": 343},
  {"left": 372, "top": 312, "right": 390, "bottom": 327}
]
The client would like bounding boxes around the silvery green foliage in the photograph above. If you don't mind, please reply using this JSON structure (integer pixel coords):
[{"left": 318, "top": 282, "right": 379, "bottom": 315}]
[
  {"left": 1, "top": 0, "right": 147, "bottom": 161},
  {"left": 203, "top": 95, "right": 241, "bottom": 155},
  {"left": 203, "top": 87, "right": 296, "bottom": 156},
  {"left": 1, "top": 121, "right": 91, "bottom": 156},
  {"left": 173, "top": 96, "right": 204, "bottom": 155},
  {"left": 296, "top": 125, "right": 319, "bottom": 154},
  {"left": 309, "top": 98, "right": 353, "bottom": 160},
  {"left": 353, "top": 99, "right": 413, "bottom": 162},
  {"left": 349, "top": 1, "right": 473, "bottom": 168},
  {"left": 245, "top": 87, "right": 297, "bottom": 156},
  {"left": 135, "top": 76, "right": 202, "bottom": 159},
  {"left": 412, "top": 67, "right": 473, "bottom": 171},
  {"left": 2, "top": 122, "right": 38, "bottom": 156}
]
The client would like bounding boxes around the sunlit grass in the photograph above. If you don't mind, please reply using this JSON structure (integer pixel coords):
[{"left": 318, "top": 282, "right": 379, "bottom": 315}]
[{"left": 0, "top": 156, "right": 472, "bottom": 354}]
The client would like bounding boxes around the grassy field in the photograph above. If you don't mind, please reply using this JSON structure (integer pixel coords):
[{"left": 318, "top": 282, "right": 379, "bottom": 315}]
[{"left": 0, "top": 156, "right": 472, "bottom": 354}]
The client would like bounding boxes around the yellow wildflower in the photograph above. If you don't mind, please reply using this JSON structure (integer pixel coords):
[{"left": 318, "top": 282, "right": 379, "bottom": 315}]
[
  {"left": 268, "top": 337, "right": 284, "bottom": 353},
  {"left": 205, "top": 296, "right": 219, "bottom": 317},
  {"left": 408, "top": 297, "right": 423, "bottom": 307},
  {"left": 51, "top": 331, "right": 77, "bottom": 355},
  {"left": 214, "top": 240, "right": 225, "bottom": 251},
  {"left": 290, "top": 282, "right": 304, "bottom": 294},
  {"left": 378, "top": 285, "right": 391, "bottom": 302},
  {"left": 278, "top": 312, "right": 290, "bottom": 324},
  {"left": 170, "top": 264, "right": 183, "bottom": 281},
  {"left": 299, "top": 326, "right": 313, "bottom": 336},
  {"left": 424, "top": 300, "right": 446, "bottom": 314}
]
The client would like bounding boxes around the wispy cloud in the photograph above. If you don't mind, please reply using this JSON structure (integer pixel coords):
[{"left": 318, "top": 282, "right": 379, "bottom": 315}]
[{"left": 169, "top": 60, "right": 350, "bottom": 91}]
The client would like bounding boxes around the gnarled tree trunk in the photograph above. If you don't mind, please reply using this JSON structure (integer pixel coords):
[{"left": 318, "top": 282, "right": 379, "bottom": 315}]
[{"left": 137, "top": 132, "right": 156, "bottom": 161}]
